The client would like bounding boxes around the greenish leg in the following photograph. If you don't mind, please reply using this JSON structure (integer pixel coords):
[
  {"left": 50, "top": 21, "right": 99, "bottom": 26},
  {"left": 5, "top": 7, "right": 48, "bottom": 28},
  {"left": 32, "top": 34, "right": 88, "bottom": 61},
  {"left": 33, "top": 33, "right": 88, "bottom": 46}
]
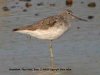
[
  {"left": 49, "top": 40, "right": 54, "bottom": 58},
  {"left": 49, "top": 40, "right": 55, "bottom": 68}
]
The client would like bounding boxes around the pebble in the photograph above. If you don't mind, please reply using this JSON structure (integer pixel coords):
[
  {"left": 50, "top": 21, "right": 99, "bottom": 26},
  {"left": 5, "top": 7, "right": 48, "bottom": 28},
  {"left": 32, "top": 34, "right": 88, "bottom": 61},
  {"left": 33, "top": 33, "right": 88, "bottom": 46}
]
[
  {"left": 77, "top": 26, "right": 80, "bottom": 29},
  {"left": 25, "top": 2, "right": 32, "bottom": 8},
  {"left": 37, "top": 2, "right": 44, "bottom": 6},
  {"left": 11, "top": 6, "right": 16, "bottom": 9},
  {"left": 88, "top": 16, "right": 94, "bottom": 19},
  {"left": 80, "top": 1, "right": 84, "bottom": 4},
  {"left": 2, "top": 6, "right": 10, "bottom": 11},
  {"left": 34, "top": 13, "right": 39, "bottom": 16},
  {"left": 88, "top": 2, "right": 96, "bottom": 8},
  {"left": 23, "top": 9, "right": 27, "bottom": 12},
  {"left": 66, "top": 0, "right": 73, "bottom": 6}
]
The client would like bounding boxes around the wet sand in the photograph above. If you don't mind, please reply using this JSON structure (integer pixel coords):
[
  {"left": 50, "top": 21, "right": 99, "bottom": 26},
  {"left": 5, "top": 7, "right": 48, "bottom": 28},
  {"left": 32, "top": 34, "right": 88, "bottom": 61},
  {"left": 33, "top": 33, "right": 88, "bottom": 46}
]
[{"left": 0, "top": 0, "right": 100, "bottom": 75}]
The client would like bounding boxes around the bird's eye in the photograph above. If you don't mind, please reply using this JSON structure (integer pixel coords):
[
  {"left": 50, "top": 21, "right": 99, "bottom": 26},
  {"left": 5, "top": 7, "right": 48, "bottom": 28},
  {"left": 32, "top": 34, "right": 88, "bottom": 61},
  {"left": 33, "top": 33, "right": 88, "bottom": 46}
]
[{"left": 68, "top": 12, "right": 71, "bottom": 14}]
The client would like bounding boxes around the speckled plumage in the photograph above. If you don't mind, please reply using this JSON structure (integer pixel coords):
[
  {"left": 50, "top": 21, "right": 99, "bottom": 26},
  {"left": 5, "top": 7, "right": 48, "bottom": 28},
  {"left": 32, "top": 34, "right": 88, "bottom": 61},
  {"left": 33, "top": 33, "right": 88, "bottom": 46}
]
[
  {"left": 12, "top": 9, "right": 87, "bottom": 61},
  {"left": 13, "top": 9, "right": 86, "bottom": 40},
  {"left": 13, "top": 15, "right": 69, "bottom": 31}
]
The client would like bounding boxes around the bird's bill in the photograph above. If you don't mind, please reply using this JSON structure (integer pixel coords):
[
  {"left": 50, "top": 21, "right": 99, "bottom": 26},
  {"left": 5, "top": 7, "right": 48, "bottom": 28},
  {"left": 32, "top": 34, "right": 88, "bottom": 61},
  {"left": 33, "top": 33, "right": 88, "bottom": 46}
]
[{"left": 71, "top": 14, "right": 88, "bottom": 22}]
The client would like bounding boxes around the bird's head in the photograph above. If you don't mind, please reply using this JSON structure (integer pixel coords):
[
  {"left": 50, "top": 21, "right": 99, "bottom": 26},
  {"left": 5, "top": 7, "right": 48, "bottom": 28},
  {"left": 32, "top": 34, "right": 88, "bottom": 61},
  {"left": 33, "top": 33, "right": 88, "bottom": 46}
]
[{"left": 60, "top": 9, "right": 87, "bottom": 22}]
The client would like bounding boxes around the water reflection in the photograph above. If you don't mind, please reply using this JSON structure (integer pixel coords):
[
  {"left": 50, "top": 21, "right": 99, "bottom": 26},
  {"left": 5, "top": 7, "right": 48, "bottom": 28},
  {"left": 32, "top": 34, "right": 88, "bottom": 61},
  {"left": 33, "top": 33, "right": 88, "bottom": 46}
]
[
  {"left": 33, "top": 42, "right": 71, "bottom": 75},
  {"left": 33, "top": 56, "right": 71, "bottom": 75}
]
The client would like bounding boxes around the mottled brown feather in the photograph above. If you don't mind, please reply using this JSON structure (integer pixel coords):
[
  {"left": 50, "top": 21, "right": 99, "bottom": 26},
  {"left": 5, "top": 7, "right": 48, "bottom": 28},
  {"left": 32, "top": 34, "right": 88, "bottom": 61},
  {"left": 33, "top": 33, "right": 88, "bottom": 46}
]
[{"left": 13, "top": 15, "right": 65, "bottom": 31}]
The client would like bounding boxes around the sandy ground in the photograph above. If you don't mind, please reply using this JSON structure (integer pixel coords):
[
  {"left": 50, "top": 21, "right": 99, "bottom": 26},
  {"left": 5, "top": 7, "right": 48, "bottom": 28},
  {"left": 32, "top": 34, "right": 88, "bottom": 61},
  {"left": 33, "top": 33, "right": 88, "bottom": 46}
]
[{"left": 0, "top": 0, "right": 100, "bottom": 75}]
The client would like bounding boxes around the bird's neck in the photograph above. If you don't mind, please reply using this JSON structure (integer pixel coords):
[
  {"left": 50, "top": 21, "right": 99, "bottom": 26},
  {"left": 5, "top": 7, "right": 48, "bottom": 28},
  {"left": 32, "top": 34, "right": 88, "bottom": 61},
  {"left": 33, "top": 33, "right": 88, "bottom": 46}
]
[{"left": 59, "top": 12, "right": 67, "bottom": 18}]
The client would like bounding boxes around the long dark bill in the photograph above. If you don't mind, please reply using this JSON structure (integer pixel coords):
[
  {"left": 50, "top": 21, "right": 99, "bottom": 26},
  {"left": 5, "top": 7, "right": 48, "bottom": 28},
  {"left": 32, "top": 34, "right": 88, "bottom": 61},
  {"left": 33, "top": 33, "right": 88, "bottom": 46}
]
[{"left": 71, "top": 14, "right": 88, "bottom": 22}]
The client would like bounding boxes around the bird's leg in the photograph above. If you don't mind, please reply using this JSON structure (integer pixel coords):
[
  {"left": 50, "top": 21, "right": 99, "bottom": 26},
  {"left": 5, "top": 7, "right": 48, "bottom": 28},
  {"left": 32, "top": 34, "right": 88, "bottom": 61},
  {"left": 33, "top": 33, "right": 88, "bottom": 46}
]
[
  {"left": 49, "top": 40, "right": 54, "bottom": 58},
  {"left": 49, "top": 40, "right": 55, "bottom": 69}
]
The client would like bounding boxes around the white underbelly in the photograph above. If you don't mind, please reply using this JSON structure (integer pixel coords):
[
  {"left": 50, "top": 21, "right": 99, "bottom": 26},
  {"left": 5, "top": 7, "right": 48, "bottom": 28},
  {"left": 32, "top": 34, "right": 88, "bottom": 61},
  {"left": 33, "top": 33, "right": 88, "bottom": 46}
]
[
  {"left": 32, "top": 27, "right": 68, "bottom": 40},
  {"left": 16, "top": 26, "right": 68, "bottom": 40}
]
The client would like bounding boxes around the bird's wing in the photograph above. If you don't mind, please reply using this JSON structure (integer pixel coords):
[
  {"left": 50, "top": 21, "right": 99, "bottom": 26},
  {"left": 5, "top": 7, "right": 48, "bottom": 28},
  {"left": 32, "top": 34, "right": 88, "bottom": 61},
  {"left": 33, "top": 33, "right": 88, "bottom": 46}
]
[
  {"left": 13, "top": 16, "right": 58, "bottom": 31},
  {"left": 25, "top": 16, "right": 58, "bottom": 30}
]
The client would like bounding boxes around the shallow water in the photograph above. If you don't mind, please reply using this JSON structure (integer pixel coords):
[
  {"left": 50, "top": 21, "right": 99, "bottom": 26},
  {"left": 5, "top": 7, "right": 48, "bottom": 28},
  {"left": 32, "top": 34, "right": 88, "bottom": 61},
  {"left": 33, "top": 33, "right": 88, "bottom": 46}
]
[{"left": 0, "top": 0, "right": 100, "bottom": 75}]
